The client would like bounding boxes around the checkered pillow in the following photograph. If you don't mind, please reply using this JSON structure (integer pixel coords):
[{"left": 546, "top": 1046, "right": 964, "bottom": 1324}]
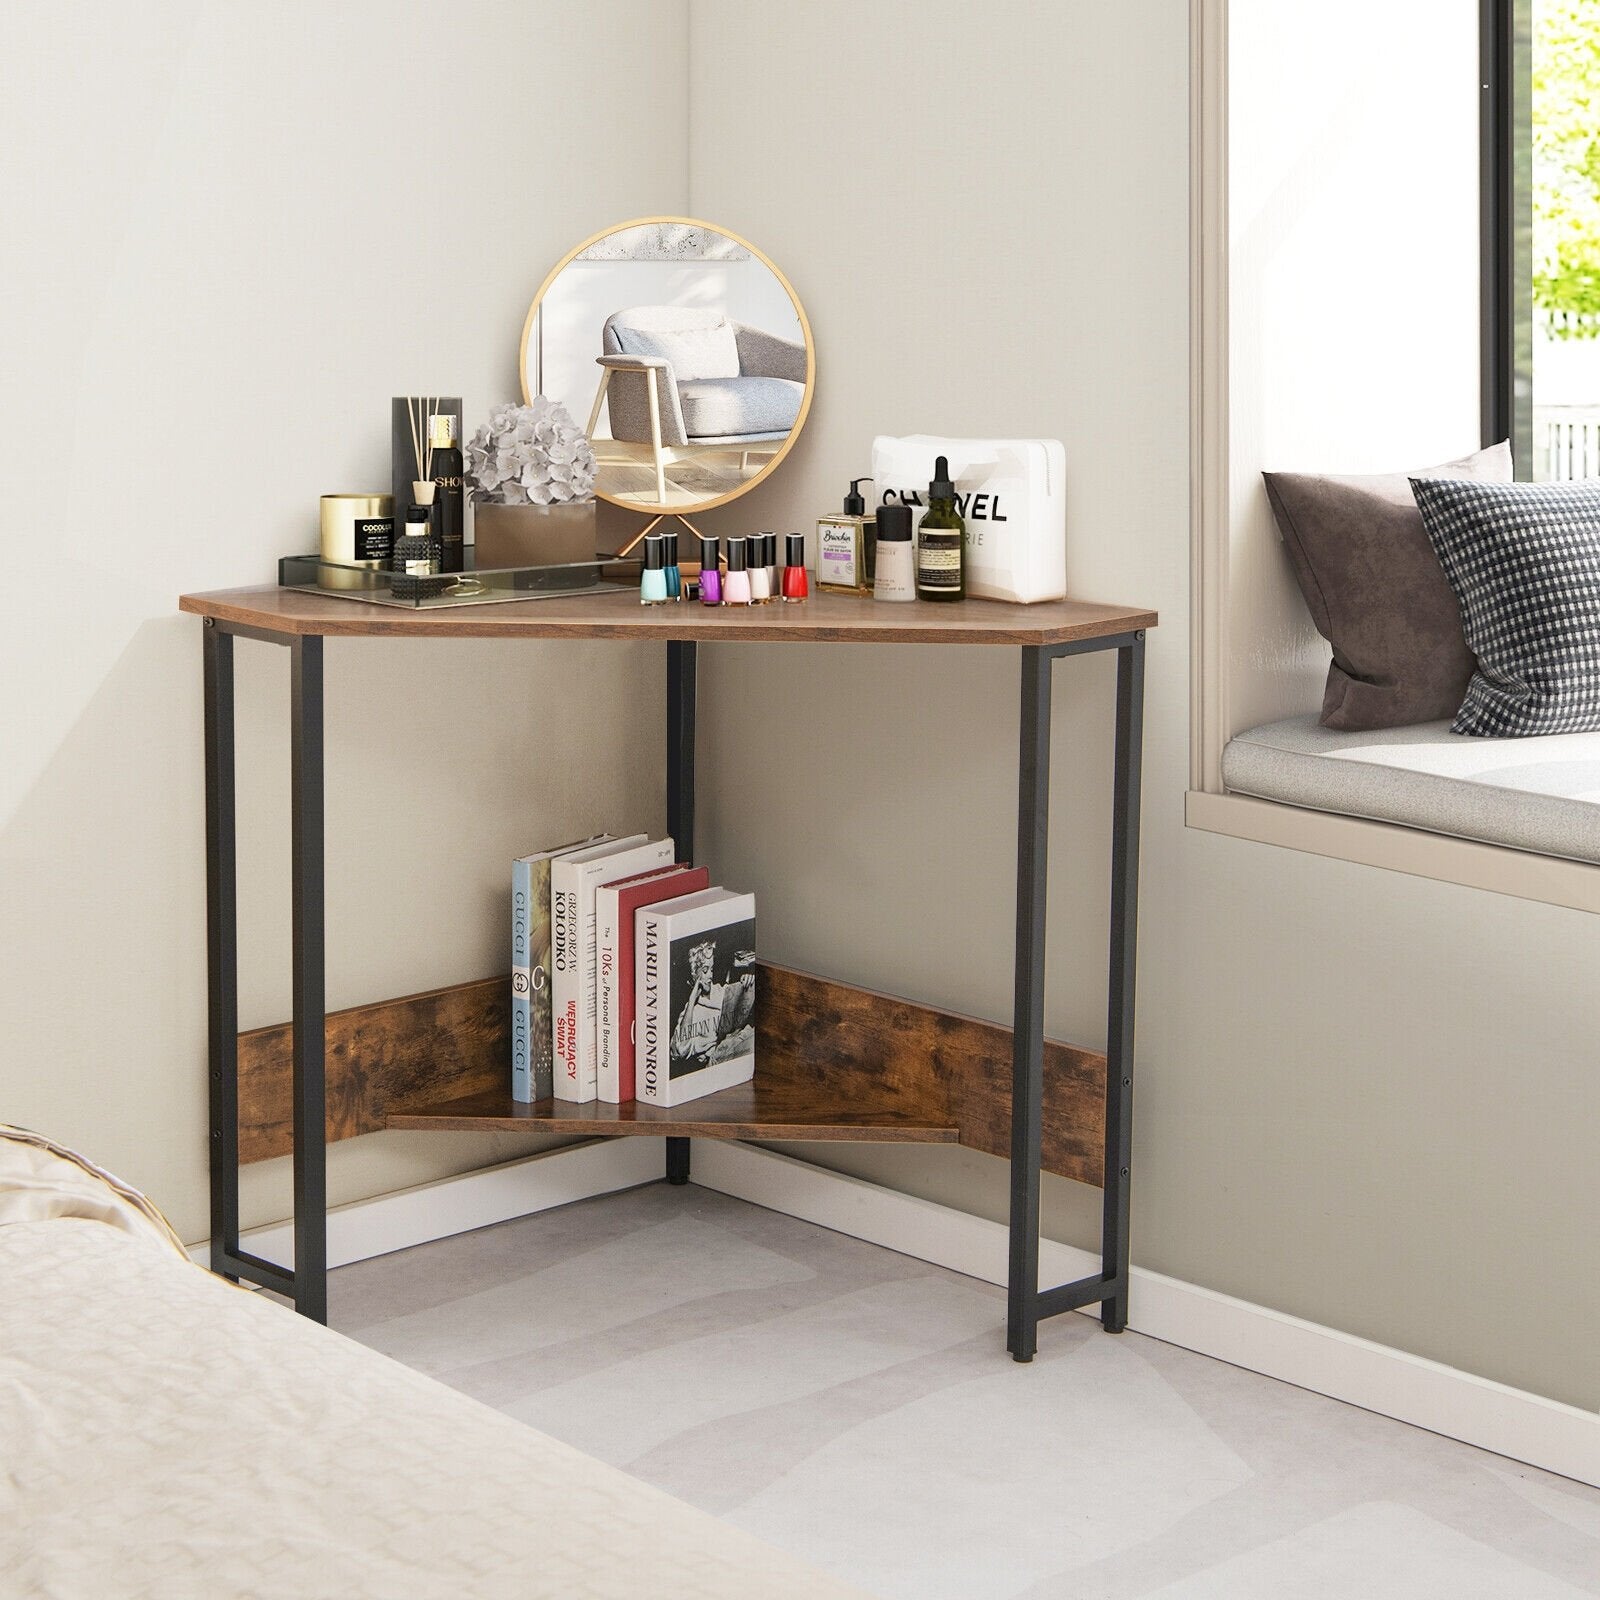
[{"left": 1410, "top": 476, "right": 1600, "bottom": 736}]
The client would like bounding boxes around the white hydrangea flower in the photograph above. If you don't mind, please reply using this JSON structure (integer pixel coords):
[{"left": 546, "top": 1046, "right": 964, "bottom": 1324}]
[{"left": 463, "top": 398, "right": 597, "bottom": 505}]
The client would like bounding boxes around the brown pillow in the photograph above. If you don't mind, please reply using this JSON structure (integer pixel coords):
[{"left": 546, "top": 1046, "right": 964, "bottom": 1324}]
[{"left": 1262, "top": 442, "right": 1512, "bottom": 730}]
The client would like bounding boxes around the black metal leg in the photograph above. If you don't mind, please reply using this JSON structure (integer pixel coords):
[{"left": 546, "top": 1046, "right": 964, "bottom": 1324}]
[
  {"left": 1007, "top": 646, "right": 1052, "bottom": 1362},
  {"left": 1101, "top": 633, "right": 1145, "bottom": 1332},
  {"left": 290, "top": 637, "right": 328, "bottom": 1322},
  {"left": 203, "top": 623, "right": 240, "bottom": 1280},
  {"left": 665, "top": 639, "right": 697, "bottom": 1186},
  {"left": 667, "top": 639, "right": 696, "bottom": 856}
]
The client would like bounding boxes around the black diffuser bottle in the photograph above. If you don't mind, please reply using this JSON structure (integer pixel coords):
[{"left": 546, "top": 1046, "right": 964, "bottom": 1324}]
[
  {"left": 429, "top": 411, "right": 465, "bottom": 572},
  {"left": 391, "top": 505, "right": 445, "bottom": 600}
]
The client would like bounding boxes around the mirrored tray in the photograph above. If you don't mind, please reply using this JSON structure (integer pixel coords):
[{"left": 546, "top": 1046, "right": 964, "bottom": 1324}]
[{"left": 279, "top": 550, "right": 644, "bottom": 609}]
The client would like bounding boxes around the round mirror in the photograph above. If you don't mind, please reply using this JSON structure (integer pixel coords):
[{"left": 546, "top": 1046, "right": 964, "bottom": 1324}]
[{"left": 521, "top": 217, "right": 814, "bottom": 515}]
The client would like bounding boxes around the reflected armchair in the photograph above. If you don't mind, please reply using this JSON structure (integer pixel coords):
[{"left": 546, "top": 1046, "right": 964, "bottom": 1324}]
[{"left": 586, "top": 306, "right": 807, "bottom": 504}]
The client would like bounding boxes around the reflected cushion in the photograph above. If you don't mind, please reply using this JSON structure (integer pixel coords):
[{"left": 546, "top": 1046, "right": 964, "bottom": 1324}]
[
  {"left": 677, "top": 377, "right": 803, "bottom": 440},
  {"left": 1410, "top": 475, "right": 1600, "bottom": 736},
  {"left": 1262, "top": 442, "right": 1512, "bottom": 730},
  {"left": 611, "top": 319, "right": 740, "bottom": 382}
]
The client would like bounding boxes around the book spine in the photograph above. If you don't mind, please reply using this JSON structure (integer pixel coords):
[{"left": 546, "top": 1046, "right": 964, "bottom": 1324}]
[
  {"left": 551, "top": 871, "right": 581, "bottom": 1100},
  {"left": 510, "top": 859, "right": 533, "bottom": 1102},
  {"left": 574, "top": 870, "right": 601, "bottom": 1102},
  {"left": 636, "top": 912, "right": 667, "bottom": 1106},
  {"left": 596, "top": 888, "right": 621, "bottom": 1102},
  {"left": 528, "top": 858, "right": 557, "bottom": 1102}
]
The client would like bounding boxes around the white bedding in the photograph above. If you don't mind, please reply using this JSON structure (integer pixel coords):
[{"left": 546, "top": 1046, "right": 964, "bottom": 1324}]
[{"left": 0, "top": 1129, "right": 865, "bottom": 1599}]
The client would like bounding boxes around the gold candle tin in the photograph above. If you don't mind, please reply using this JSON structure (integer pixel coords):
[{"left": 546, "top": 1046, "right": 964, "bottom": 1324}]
[{"left": 319, "top": 493, "right": 395, "bottom": 589}]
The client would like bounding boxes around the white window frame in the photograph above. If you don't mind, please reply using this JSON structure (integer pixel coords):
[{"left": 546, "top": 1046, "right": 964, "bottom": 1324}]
[{"left": 1183, "top": 0, "right": 1600, "bottom": 916}]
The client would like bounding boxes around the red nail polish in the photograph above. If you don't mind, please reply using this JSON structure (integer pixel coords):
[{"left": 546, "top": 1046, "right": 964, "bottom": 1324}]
[{"left": 781, "top": 533, "right": 809, "bottom": 601}]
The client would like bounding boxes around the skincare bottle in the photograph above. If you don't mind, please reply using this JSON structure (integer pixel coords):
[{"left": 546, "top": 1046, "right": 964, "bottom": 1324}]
[
  {"left": 640, "top": 535, "right": 669, "bottom": 604},
  {"left": 698, "top": 536, "right": 723, "bottom": 605},
  {"left": 391, "top": 504, "right": 441, "bottom": 599},
  {"left": 916, "top": 455, "right": 966, "bottom": 602},
  {"left": 781, "top": 533, "right": 809, "bottom": 601},
  {"left": 428, "top": 412, "right": 465, "bottom": 573},
  {"left": 817, "top": 477, "right": 874, "bottom": 593},
  {"left": 724, "top": 537, "right": 753, "bottom": 605},
  {"left": 664, "top": 535, "right": 683, "bottom": 600},
  {"left": 749, "top": 536, "right": 772, "bottom": 603},
  {"left": 873, "top": 503, "right": 916, "bottom": 602}
]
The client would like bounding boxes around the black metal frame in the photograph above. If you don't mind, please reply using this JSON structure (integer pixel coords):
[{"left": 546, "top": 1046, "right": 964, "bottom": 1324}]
[
  {"left": 1005, "top": 632, "right": 1145, "bottom": 1361},
  {"left": 203, "top": 620, "right": 327, "bottom": 1319},
  {"left": 1481, "top": 0, "right": 1532, "bottom": 470},
  {"left": 202, "top": 624, "right": 1147, "bottom": 1356}
]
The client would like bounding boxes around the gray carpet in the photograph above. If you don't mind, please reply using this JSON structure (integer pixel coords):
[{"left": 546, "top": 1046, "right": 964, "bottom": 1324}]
[{"left": 333, "top": 1184, "right": 1600, "bottom": 1599}]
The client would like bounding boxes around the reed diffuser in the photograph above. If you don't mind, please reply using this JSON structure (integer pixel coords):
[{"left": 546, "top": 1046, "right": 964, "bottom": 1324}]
[
  {"left": 406, "top": 395, "right": 439, "bottom": 528},
  {"left": 389, "top": 395, "right": 445, "bottom": 597}
]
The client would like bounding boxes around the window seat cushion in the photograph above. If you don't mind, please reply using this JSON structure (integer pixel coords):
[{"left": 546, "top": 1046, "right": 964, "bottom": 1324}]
[{"left": 1221, "top": 715, "right": 1600, "bottom": 864}]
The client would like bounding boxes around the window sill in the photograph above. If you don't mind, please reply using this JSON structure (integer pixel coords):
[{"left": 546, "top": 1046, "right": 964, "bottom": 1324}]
[{"left": 1185, "top": 790, "right": 1600, "bottom": 915}]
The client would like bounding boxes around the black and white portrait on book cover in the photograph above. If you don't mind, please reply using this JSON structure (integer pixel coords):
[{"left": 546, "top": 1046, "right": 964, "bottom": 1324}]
[{"left": 668, "top": 918, "right": 756, "bottom": 1077}]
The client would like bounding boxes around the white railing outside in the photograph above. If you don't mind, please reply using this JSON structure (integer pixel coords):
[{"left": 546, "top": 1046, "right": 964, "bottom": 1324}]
[{"left": 1536, "top": 405, "right": 1600, "bottom": 481}]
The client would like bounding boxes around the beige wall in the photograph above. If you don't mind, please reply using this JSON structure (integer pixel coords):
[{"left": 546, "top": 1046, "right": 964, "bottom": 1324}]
[
  {"left": 0, "top": 3, "right": 686, "bottom": 1238},
  {"left": 687, "top": 0, "right": 1599, "bottom": 1411}
]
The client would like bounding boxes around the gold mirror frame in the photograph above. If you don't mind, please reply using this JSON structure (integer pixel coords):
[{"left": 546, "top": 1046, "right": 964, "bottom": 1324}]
[{"left": 519, "top": 215, "right": 815, "bottom": 518}]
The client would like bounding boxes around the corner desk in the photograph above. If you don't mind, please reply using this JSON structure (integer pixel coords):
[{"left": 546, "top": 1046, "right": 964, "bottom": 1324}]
[{"left": 178, "top": 583, "right": 1156, "bottom": 1361}]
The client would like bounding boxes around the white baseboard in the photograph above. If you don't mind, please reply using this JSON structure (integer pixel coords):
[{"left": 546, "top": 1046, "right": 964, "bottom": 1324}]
[
  {"left": 188, "top": 1138, "right": 660, "bottom": 1273},
  {"left": 689, "top": 1141, "right": 1600, "bottom": 1489},
  {"left": 189, "top": 1135, "right": 1598, "bottom": 1488}
]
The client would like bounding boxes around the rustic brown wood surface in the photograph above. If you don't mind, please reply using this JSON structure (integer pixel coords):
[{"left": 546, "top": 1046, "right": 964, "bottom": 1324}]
[
  {"left": 236, "top": 976, "right": 507, "bottom": 1164},
  {"left": 384, "top": 1083, "right": 962, "bottom": 1142},
  {"left": 234, "top": 964, "right": 1108, "bottom": 1184},
  {"left": 180, "top": 583, "right": 1156, "bottom": 647},
  {"left": 754, "top": 965, "right": 1107, "bottom": 1186}
]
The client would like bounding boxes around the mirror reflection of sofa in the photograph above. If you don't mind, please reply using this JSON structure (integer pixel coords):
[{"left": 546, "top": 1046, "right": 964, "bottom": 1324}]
[{"left": 586, "top": 306, "right": 806, "bottom": 503}]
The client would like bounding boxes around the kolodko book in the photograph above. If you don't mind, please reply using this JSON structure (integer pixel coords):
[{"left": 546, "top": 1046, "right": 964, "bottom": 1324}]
[
  {"left": 596, "top": 863, "right": 709, "bottom": 1103},
  {"left": 511, "top": 834, "right": 609, "bottom": 1103},
  {"left": 635, "top": 888, "right": 756, "bottom": 1108},
  {"left": 551, "top": 835, "right": 673, "bottom": 1101}
]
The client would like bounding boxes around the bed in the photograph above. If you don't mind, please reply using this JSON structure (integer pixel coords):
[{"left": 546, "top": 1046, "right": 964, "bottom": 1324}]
[{"left": 0, "top": 1126, "right": 866, "bottom": 1599}]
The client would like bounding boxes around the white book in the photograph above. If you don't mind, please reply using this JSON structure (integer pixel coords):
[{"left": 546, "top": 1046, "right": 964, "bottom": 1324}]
[
  {"left": 511, "top": 834, "right": 608, "bottom": 1103},
  {"left": 635, "top": 888, "right": 757, "bottom": 1108},
  {"left": 551, "top": 835, "right": 673, "bottom": 1101}
]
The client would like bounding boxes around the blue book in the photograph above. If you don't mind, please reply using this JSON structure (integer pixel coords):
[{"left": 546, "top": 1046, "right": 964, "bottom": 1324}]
[{"left": 512, "top": 837, "right": 606, "bottom": 1101}]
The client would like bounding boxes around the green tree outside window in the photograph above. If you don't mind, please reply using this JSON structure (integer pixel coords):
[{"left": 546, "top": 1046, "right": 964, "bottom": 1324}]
[{"left": 1535, "top": 0, "right": 1600, "bottom": 335}]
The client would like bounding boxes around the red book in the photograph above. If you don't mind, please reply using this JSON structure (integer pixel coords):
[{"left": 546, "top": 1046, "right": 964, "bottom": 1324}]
[{"left": 597, "top": 864, "right": 708, "bottom": 1101}]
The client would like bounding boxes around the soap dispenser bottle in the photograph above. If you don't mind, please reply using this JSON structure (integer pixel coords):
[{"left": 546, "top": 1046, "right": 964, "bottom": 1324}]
[{"left": 817, "top": 477, "right": 875, "bottom": 593}]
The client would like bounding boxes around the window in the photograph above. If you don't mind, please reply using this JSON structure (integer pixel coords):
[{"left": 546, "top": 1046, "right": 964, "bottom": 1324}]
[{"left": 1487, "top": 0, "right": 1600, "bottom": 479}]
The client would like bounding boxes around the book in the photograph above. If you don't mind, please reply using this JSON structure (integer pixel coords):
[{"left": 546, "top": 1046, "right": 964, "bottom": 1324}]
[
  {"left": 551, "top": 835, "right": 673, "bottom": 1101},
  {"left": 596, "top": 863, "right": 709, "bottom": 1102},
  {"left": 511, "top": 835, "right": 608, "bottom": 1103},
  {"left": 635, "top": 888, "right": 756, "bottom": 1108}
]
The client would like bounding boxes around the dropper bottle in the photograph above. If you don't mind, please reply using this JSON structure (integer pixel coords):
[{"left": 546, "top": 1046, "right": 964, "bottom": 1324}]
[{"left": 915, "top": 455, "right": 965, "bottom": 602}]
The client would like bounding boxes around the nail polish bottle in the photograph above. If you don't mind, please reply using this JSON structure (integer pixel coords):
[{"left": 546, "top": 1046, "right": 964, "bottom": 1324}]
[
  {"left": 761, "top": 532, "right": 779, "bottom": 597},
  {"left": 749, "top": 535, "right": 772, "bottom": 603},
  {"left": 664, "top": 536, "right": 682, "bottom": 601},
  {"left": 640, "top": 535, "right": 669, "bottom": 605},
  {"left": 698, "top": 536, "right": 722, "bottom": 605},
  {"left": 724, "top": 537, "right": 753, "bottom": 605},
  {"left": 873, "top": 504, "right": 916, "bottom": 602},
  {"left": 781, "top": 533, "right": 809, "bottom": 602}
]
